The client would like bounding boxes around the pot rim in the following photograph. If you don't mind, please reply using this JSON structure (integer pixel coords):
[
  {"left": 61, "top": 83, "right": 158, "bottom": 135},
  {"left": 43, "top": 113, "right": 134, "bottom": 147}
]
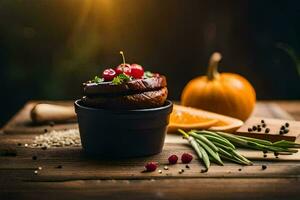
[{"left": 74, "top": 99, "right": 173, "bottom": 114}]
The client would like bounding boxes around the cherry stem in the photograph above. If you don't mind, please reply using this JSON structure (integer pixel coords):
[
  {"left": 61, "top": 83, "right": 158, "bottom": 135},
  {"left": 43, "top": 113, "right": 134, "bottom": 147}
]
[
  {"left": 120, "top": 51, "right": 126, "bottom": 66},
  {"left": 207, "top": 52, "right": 222, "bottom": 80}
]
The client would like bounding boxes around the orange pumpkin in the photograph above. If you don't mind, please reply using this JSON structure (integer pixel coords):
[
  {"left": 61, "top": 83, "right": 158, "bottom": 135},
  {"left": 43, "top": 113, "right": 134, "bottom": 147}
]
[{"left": 181, "top": 52, "right": 256, "bottom": 121}]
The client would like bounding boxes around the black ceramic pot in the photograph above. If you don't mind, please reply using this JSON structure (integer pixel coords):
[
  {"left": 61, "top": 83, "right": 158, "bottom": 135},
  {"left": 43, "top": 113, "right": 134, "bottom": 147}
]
[{"left": 74, "top": 100, "right": 173, "bottom": 158}]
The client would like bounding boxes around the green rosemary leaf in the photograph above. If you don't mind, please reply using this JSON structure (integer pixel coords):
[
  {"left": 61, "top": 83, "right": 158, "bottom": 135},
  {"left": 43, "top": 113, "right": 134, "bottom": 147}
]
[
  {"left": 111, "top": 74, "right": 131, "bottom": 85},
  {"left": 91, "top": 76, "right": 104, "bottom": 83},
  {"left": 143, "top": 71, "right": 154, "bottom": 78}
]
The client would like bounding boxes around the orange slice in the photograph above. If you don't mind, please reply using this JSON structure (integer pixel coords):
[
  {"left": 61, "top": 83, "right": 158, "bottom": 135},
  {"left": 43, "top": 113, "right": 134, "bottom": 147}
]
[
  {"left": 168, "top": 104, "right": 244, "bottom": 133},
  {"left": 168, "top": 104, "right": 219, "bottom": 132}
]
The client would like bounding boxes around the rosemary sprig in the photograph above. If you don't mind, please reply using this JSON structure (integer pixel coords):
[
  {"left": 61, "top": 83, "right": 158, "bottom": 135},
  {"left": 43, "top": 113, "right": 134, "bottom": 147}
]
[{"left": 178, "top": 129, "right": 300, "bottom": 170}]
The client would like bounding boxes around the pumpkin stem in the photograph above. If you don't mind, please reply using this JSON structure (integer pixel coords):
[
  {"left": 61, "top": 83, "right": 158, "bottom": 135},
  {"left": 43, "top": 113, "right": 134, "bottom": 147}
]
[{"left": 207, "top": 52, "right": 222, "bottom": 80}]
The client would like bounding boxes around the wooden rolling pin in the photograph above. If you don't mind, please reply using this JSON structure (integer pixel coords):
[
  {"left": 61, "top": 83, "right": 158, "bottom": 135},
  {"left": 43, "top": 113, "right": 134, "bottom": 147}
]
[{"left": 30, "top": 103, "right": 77, "bottom": 123}]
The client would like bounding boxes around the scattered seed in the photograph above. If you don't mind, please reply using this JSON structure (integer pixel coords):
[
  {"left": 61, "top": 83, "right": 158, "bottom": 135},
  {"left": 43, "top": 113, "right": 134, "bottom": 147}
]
[
  {"left": 200, "top": 169, "right": 208, "bottom": 173},
  {"left": 284, "top": 129, "right": 289, "bottom": 134},
  {"left": 261, "top": 120, "right": 265, "bottom": 124},
  {"left": 163, "top": 166, "right": 169, "bottom": 170},
  {"left": 257, "top": 127, "right": 262, "bottom": 132},
  {"left": 248, "top": 128, "right": 252, "bottom": 132},
  {"left": 263, "top": 150, "right": 268, "bottom": 154},
  {"left": 262, "top": 165, "right": 267, "bottom": 170},
  {"left": 285, "top": 123, "right": 289, "bottom": 127},
  {"left": 262, "top": 124, "right": 266, "bottom": 128},
  {"left": 30, "top": 129, "right": 81, "bottom": 149},
  {"left": 49, "top": 121, "right": 55, "bottom": 127},
  {"left": 32, "top": 155, "right": 37, "bottom": 160},
  {"left": 17, "top": 143, "right": 22, "bottom": 146},
  {"left": 24, "top": 144, "right": 28, "bottom": 147},
  {"left": 178, "top": 169, "right": 184, "bottom": 174},
  {"left": 34, "top": 170, "right": 38, "bottom": 174},
  {"left": 265, "top": 128, "right": 270, "bottom": 133},
  {"left": 280, "top": 126, "right": 285, "bottom": 130},
  {"left": 279, "top": 130, "right": 284, "bottom": 135},
  {"left": 44, "top": 129, "right": 48, "bottom": 133},
  {"left": 257, "top": 125, "right": 261, "bottom": 128},
  {"left": 38, "top": 166, "right": 42, "bottom": 170},
  {"left": 158, "top": 170, "right": 162, "bottom": 174},
  {"left": 274, "top": 152, "right": 279, "bottom": 157},
  {"left": 56, "top": 165, "right": 63, "bottom": 169},
  {"left": 263, "top": 154, "right": 267, "bottom": 158},
  {"left": 185, "top": 165, "right": 190, "bottom": 169},
  {"left": 238, "top": 168, "right": 242, "bottom": 171},
  {"left": 252, "top": 126, "right": 257, "bottom": 131}
]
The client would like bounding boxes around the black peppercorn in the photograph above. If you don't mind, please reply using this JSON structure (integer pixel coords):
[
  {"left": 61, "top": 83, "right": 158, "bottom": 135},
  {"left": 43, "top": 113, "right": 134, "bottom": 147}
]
[
  {"left": 265, "top": 128, "right": 270, "bottom": 133},
  {"left": 56, "top": 165, "right": 63, "bottom": 169},
  {"left": 285, "top": 123, "right": 289, "bottom": 127},
  {"left": 279, "top": 130, "right": 284, "bottom": 135},
  {"left": 284, "top": 129, "right": 289, "bottom": 134},
  {"left": 238, "top": 168, "right": 242, "bottom": 171},
  {"left": 257, "top": 125, "right": 261, "bottom": 128},
  {"left": 32, "top": 155, "right": 37, "bottom": 160},
  {"left": 44, "top": 129, "right": 48, "bottom": 133},
  {"left": 185, "top": 165, "right": 190, "bottom": 169},
  {"left": 261, "top": 120, "right": 265, "bottom": 124},
  {"left": 263, "top": 154, "right": 267, "bottom": 158},
  {"left": 252, "top": 126, "right": 257, "bottom": 131},
  {"left": 257, "top": 127, "right": 262, "bottom": 132},
  {"left": 280, "top": 126, "right": 285, "bottom": 130},
  {"left": 248, "top": 128, "right": 252, "bottom": 132},
  {"left": 200, "top": 169, "right": 208, "bottom": 173},
  {"left": 262, "top": 123, "right": 266, "bottom": 128},
  {"left": 274, "top": 152, "right": 279, "bottom": 157},
  {"left": 262, "top": 165, "right": 267, "bottom": 170}
]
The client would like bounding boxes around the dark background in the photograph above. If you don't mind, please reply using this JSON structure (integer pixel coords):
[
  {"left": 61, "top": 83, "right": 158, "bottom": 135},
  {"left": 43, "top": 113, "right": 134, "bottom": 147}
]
[{"left": 0, "top": 0, "right": 299, "bottom": 126}]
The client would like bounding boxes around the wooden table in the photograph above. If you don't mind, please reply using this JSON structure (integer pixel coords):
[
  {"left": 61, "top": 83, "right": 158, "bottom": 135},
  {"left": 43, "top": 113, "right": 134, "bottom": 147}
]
[{"left": 1, "top": 101, "right": 300, "bottom": 200}]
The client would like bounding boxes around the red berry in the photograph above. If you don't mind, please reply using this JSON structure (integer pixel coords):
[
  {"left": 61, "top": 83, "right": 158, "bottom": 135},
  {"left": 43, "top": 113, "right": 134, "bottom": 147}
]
[
  {"left": 181, "top": 153, "right": 193, "bottom": 164},
  {"left": 115, "top": 64, "right": 131, "bottom": 75},
  {"left": 144, "top": 162, "right": 158, "bottom": 172},
  {"left": 130, "top": 64, "right": 144, "bottom": 79},
  {"left": 102, "top": 68, "right": 116, "bottom": 81},
  {"left": 168, "top": 155, "right": 178, "bottom": 164}
]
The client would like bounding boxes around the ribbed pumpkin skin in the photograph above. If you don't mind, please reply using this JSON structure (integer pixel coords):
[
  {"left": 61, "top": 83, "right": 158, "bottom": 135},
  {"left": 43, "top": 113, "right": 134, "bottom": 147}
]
[{"left": 181, "top": 72, "right": 256, "bottom": 121}]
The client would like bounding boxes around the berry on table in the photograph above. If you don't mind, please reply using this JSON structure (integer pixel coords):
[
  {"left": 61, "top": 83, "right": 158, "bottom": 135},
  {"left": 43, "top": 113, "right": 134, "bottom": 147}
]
[
  {"left": 144, "top": 162, "right": 158, "bottom": 172},
  {"left": 168, "top": 154, "right": 178, "bottom": 164},
  {"left": 181, "top": 153, "right": 193, "bottom": 164}
]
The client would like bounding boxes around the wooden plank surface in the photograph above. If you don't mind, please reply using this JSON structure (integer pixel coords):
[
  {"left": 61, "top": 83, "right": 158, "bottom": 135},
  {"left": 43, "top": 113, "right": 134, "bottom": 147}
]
[
  {"left": 1, "top": 101, "right": 300, "bottom": 200},
  {"left": 1, "top": 178, "right": 299, "bottom": 200}
]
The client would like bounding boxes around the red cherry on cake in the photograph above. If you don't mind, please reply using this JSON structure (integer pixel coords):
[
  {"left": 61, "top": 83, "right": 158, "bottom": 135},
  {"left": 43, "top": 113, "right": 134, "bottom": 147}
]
[
  {"left": 130, "top": 64, "right": 144, "bottom": 79},
  {"left": 102, "top": 68, "right": 116, "bottom": 81},
  {"left": 115, "top": 64, "right": 131, "bottom": 75}
]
